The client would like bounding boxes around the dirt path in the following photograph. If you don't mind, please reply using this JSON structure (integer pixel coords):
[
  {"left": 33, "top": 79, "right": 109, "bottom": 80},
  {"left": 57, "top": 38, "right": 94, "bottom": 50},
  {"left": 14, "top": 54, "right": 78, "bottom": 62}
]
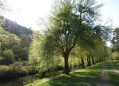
[
  {"left": 34, "top": 71, "right": 74, "bottom": 85},
  {"left": 35, "top": 74, "right": 65, "bottom": 85},
  {"left": 110, "top": 62, "right": 119, "bottom": 77},
  {"left": 97, "top": 62, "right": 110, "bottom": 86}
]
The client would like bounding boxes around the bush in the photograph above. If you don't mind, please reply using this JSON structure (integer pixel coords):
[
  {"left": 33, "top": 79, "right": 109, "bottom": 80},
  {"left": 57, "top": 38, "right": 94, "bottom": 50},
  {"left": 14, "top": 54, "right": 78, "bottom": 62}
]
[
  {"left": 24, "top": 66, "right": 39, "bottom": 74},
  {"left": 10, "top": 61, "right": 22, "bottom": 73},
  {"left": 0, "top": 62, "right": 28, "bottom": 79},
  {"left": 2, "top": 49, "right": 14, "bottom": 65}
]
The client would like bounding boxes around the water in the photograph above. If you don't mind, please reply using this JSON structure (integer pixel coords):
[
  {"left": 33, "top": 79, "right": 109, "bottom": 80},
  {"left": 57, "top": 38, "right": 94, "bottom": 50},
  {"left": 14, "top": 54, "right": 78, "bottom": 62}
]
[
  {"left": 0, "top": 70, "right": 63, "bottom": 86},
  {"left": 0, "top": 74, "right": 42, "bottom": 86}
]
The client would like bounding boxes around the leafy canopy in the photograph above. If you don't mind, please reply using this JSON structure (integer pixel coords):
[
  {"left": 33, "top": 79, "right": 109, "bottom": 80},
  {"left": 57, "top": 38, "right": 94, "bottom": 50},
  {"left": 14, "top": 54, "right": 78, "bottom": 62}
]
[{"left": 41, "top": 0, "right": 110, "bottom": 58}]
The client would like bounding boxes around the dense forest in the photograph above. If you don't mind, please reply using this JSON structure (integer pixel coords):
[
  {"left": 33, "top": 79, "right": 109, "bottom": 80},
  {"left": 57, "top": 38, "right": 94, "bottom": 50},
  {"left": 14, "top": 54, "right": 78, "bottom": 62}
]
[{"left": 0, "top": 16, "right": 32, "bottom": 65}]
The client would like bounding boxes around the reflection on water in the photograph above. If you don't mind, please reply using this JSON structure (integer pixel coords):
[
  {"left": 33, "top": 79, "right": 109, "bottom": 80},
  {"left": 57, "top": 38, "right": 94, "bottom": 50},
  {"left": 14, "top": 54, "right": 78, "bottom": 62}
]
[
  {"left": 0, "top": 74, "right": 41, "bottom": 86},
  {"left": 0, "top": 69, "right": 65, "bottom": 86}
]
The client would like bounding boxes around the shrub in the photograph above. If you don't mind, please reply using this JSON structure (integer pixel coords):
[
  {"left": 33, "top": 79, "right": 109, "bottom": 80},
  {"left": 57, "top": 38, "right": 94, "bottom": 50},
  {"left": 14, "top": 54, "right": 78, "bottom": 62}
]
[
  {"left": 10, "top": 61, "right": 22, "bottom": 73},
  {"left": 2, "top": 49, "right": 14, "bottom": 65},
  {"left": 24, "top": 66, "right": 39, "bottom": 74},
  {"left": 0, "top": 62, "right": 28, "bottom": 79}
]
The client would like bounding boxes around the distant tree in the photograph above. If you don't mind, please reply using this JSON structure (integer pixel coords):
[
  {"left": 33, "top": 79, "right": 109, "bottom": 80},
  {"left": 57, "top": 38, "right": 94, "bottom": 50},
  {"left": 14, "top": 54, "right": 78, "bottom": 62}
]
[
  {"left": 0, "top": 29, "right": 20, "bottom": 50},
  {"left": 2, "top": 49, "right": 14, "bottom": 65},
  {"left": 111, "top": 28, "right": 119, "bottom": 55},
  {"left": 17, "top": 34, "right": 32, "bottom": 61},
  {"left": 0, "top": 29, "right": 20, "bottom": 61},
  {"left": 40, "top": 0, "right": 111, "bottom": 74}
]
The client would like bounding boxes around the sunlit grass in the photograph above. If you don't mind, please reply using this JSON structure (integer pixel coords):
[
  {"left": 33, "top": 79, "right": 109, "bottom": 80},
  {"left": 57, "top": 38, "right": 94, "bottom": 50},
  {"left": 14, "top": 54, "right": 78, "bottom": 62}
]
[
  {"left": 110, "top": 60, "right": 119, "bottom": 70},
  {"left": 26, "top": 61, "right": 106, "bottom": 86},
  {"left": 106, "top": 62, "right": 119, "bottom": 86}
]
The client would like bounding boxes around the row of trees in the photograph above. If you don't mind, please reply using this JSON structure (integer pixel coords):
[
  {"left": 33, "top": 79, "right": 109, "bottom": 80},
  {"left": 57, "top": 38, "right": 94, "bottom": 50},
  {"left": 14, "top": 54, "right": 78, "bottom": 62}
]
[
  {"left": 111, "top": 28, "right": 119, "bottom": 54},
  {"left": 29, "top": 0, "right": 111, "bottom": 74}
]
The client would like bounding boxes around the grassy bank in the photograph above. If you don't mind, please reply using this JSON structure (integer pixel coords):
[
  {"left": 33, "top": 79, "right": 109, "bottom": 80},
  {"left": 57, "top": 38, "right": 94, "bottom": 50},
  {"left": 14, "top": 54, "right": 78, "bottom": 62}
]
[
  {"left": 106, "top": 61, "right": 119, "bottom": 86},
  {"left": 27, "top": 61, "right": 106, "bottom": 86},
  {"left": 110, "top": 60, "right": 119, "bottom": 70}
]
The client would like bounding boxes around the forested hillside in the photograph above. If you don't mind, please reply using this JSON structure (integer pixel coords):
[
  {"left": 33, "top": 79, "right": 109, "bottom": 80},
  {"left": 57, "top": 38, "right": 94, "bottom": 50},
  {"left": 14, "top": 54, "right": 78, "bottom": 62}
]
[
  {"left": 0, "top": 16, "right": 32, "bottom": 36},
  {"left": 0, "top": 16, "right": 32, "bottom": 65}
]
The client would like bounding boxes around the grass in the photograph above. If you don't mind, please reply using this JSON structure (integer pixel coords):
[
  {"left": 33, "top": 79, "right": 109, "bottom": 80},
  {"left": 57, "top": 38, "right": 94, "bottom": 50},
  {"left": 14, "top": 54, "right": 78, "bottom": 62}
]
[
  {"left": 111, "top": 51, "right": 118, "bottom": 60},
  {"left": 106, "top": 61, "right": 119, "bottom": 86},
  {"left": 110, "top": 60, "right": 119, "bottom": 70},
  {"left": 26, "top": 61, "right": 106, "bottom": 86}
]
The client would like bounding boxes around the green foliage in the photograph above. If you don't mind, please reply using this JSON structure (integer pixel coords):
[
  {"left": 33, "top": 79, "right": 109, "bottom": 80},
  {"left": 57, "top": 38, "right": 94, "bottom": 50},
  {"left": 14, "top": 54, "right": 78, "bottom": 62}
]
[
  {"left": 29, "top": 31, "right": 61, "bottom": 72},
  {"left": 29, "top": 32, "right": 42, "bottom": 66},
  {"left": 0, "top": 62, "right": 40, "bottom": 79},
  {"left": 29, "top": 0, "right": 111, "bottom": 74},
  {"left": 111, "top": 51, "right": 119, "bottom": 60},
  {"left": 111, "top": 28, "right": 119, "bottom": 54},
  {"left": 0, "top": 17, "right": 33, "bottom": 62},
  {"left": 0, "top": 62, "right": 24, "bottom": 79},
  {"left": 0, "top": 29, "right": 22, "bottom": 62},
  {"left": 13, "top": 34, "right": 32, "bottom": 61},
  {"left": 0, "top": 28, "right": 32, "bottom": 61},
  {"left": 0, "top": 29, "right": 20, "bottom": 50},
  {"left": 10, "top": 61, "right": 22, "bottom": 72},
  {"left": 2, "top": 49, "right": 14, "bottom": 65}
]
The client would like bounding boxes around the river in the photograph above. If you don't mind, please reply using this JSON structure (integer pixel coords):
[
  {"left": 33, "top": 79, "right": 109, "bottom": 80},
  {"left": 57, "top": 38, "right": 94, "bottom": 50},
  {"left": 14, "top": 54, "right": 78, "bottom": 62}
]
[{"left": 0, "top": 74, "right": 42, "bottom": 86}]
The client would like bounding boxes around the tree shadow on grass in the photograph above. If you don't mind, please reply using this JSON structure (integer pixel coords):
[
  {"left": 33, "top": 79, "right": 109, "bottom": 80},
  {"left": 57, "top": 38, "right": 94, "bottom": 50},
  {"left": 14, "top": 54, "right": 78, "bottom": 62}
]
[
  {"left": 40, "top": 72, "right": 98, "bottom": 86},
  {"left": 40, "top": 62, "right": 106, "bottom": 86},
  {"left": 108, "top": 72, "right": 119, "bottom": 86}
]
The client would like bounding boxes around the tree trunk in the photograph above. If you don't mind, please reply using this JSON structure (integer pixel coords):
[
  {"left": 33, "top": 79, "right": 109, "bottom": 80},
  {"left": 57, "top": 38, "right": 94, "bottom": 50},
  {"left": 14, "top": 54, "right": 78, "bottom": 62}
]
[
  {"left": 87, "top": 57, "right": 91, "bottom": 66},
  {"left": 92, "top": 56, "right": 94, "bottom": 64},
  {"left": 100, "top": 58, "right": 101, "bottom": 62},
  {"left": 81, "top": 57, "right": 85, "bottom": 68},
  {"left": 87, "top": 55, "right": 91, "bottom": 66},
  {"left": 96, "top": 59, "right": 98, "bottom": 63},
  {"left": 88, "top": 56, "right": 91, "bottom": 66},
  {"left": 63, "top": 53, "right": 69, "bottom": 74},
  {"left": 42, "top": 71, "right": 46, "bottom": 78},
  {"left": 118, "top": 45, "right": 119, "bottom": 55}
]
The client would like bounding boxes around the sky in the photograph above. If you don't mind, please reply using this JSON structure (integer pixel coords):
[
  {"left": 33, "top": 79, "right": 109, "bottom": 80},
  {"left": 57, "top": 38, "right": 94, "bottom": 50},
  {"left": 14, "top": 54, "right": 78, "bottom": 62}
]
[{"left": 3, "top": 0, "right": 119, "bottom": 47}]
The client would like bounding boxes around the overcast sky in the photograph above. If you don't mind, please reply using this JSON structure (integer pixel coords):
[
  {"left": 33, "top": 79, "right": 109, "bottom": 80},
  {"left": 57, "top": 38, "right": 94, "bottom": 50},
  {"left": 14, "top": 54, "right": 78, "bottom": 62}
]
[{"left": 3, "top": 0, "right": 119, "bottom": 47}]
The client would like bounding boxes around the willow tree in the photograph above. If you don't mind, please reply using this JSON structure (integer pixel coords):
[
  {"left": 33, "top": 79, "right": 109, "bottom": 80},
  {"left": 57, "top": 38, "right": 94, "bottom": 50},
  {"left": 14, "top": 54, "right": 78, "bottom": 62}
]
[
  {"left": 111, "top": 28, "right": 119, "bottom": 55},
  {"left": 41, "top": 0, "right": 110, "bottom": 74}
]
